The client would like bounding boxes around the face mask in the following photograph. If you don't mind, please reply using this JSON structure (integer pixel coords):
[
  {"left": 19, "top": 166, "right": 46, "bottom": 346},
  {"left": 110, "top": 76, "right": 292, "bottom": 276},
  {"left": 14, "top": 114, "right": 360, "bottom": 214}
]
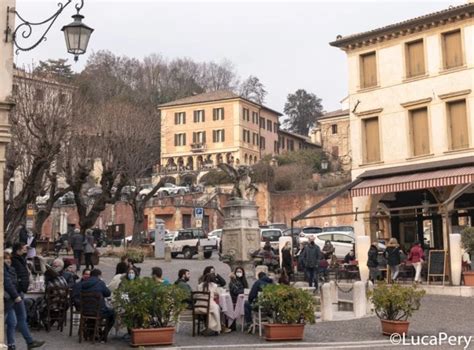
[
  {"left": 128, "top": 274, "right": 136, "bottom": 280},
  {"left": 236, "top": 272, "right": 243, "bottom": 278}
]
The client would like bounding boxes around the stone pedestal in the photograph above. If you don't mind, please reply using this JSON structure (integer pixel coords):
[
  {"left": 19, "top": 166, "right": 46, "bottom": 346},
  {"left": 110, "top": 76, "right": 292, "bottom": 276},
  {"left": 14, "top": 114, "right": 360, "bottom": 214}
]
[{"left": 221, "top": 199, "right": 261, "bottom": 279}]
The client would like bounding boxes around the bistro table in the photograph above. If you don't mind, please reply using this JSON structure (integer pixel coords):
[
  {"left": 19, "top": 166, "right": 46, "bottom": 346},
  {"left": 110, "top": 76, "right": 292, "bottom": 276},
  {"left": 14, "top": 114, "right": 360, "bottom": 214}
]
[{"left": 218, "top": 292, "right": 247, "bottom": 328}]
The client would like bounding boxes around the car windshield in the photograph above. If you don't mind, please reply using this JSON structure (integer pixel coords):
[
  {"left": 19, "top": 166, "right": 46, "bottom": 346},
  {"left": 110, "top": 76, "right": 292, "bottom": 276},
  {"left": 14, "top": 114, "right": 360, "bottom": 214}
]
[
  {"left": 322, "top": 226, "right": 354, "bottom": 233},
  {"left": 283, "top": 228, "right": 301, "bottom": 236},
  {"left": 262, "top": 230, "right": 281, "bottom": 241},
  {"left": 303, "top": 227, "right": 323, "bottom": 234}
]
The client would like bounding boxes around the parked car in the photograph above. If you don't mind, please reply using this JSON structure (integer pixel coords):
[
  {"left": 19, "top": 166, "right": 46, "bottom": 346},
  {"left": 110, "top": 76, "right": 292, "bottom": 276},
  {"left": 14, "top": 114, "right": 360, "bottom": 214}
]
[
  {"left": 207, "top": 229, "right": 222, "bottom": 249},
  {"left": 282, "top": 227, "right": 302, "bottom": 249},
  {"left": 58, "top": 191, "right": 75, "bottom": 205},
  {"left": 297, "top": 226, "right": 323, "bottom": 244},
  {"left": 156, "top": 183, "right": 190, "bottom": 197},
  {"left": 322, "top": 226, "right": 354, "bottom": 235},
  {"left": 259, "top": 223, "right": 288, "bottom": 231},
  {"left": 260, "top": 228, "right": 283, "bottom": 251},
  {"left": 167, "top": 228, "right": 216, "bottom": 259}
]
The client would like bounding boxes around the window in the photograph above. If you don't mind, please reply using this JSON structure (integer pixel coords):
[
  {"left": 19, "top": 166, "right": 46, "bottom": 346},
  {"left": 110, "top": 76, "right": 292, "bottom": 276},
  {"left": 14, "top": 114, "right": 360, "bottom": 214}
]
[
  {"left": 406, "top": 40, "right": 425, "bottom": 77},
  {"left": 252, "top": 112, "right": 258, "bottom": 124},
  {"left": 259, "top": 117, "right": 265, "bottom": 129},
  {"left": 252, "top": 132, "right": 259, "bottom": 146},
  {"left": 242, "top": 129, "right": 250, "bottom": 143},
  {"left": 192, "top": 131, "right": 206, "bottom": 144},
  {"left": 331, "top": 124, "right": 338, "bottom": 134},
  {"left": 267, "top": 120, "right": 272, "bottom": 132},
  {"left": 174, "top": 133, "right": 186, "bottom": 146},
  {"left": 174, "top": 112, "right": 186, "bottom": 125},
  {"left": 280, "top": 136, "right": 285, "bottom": 149},
  {"left": 274, "top": 141, "right": 279, "bottom": 153},
  {"left": 409, "top": 107, "right": 430, "bottom": 156},
  {"left": 274, "top": 122, "right": 278, "bottom": 133},
  {"left": 287, "top": 140, "right": 294, "bottom": 151},
  {"left": 193, "top": 110, "right": 205, "bottom": 123},
  {"left": 362, "top": 117, "right": 380, "bottom": 163},
  {"left": 447, "top": 100, "right": 468, "bottom": 150},
  {"left": 213, "top": 108, "right": 224, "bottom": 120},
  {"left": 212, "top": 129, "right": 225, "bottom": 143},
  {"left": 243, "top": 108, "right": 249, "bottom": 121},
  {"left": 332, "top": 234, "right": 354, "bottom": 244},
  {"left": 260, "top": 136, "right": 266, "bottom": 150},
  {"left": 182, "top": 215, "right": 192, "bottom": 229},
  {"left": 360, "top": 52, "right": 377, "bottom": 88},
  {"left": 442, "top": 30, "right": 463, "bottom": 69}
]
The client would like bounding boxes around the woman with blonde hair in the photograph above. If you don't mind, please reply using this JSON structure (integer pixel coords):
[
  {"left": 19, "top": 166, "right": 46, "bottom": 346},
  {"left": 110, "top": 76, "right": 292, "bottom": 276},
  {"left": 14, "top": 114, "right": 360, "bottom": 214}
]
[{"left": 384, "top": 238, "right": 402, "bottom": 282}]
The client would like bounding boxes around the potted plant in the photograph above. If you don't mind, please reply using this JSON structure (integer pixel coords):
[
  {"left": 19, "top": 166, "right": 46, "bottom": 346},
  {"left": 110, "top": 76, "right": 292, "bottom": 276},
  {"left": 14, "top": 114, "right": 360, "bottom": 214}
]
[
  {"left": 256, "top": 284, "right": 316, "bottom": 341},
  {"left": 113, "top": 277, "right": 187, "bottom": 346},
  {"left": 369, "top": 283, "right": 425, "bottom": 336},
  {"left": 461, "top": 227, "right": 474, "bottom": 286}
]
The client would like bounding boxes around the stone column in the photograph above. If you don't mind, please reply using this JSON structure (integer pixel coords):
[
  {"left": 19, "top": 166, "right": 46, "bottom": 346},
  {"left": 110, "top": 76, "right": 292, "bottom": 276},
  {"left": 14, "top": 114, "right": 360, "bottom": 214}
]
[
  {"left": 320, "top": 283, "right": 333, "bottom": 321},
  {"left": 353, "top": 281, "right": 366, "bottom": 318},
  {"left": 449, "top": 234, "right": 462, "bottom": 286}
]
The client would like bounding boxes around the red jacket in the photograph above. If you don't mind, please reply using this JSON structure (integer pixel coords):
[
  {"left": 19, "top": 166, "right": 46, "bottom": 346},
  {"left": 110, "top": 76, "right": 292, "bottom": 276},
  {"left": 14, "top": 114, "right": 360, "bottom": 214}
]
[{"left": 409, "top": 245, "right": 424, "bottom": 263}]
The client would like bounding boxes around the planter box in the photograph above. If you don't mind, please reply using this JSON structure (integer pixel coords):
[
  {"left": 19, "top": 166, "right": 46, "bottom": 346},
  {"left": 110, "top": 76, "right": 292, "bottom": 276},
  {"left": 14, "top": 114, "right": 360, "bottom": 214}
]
[
  {"left": 131, "top": 327, "right": 175, "bottom": 346},
  {"left": 264, "top": 324, "right": 304, "bottom": 341},
  {"left": 380, "top": 319, "right": 409, "bottom": 336},
  {"left": 463, "top": 271, "right": 474, "bottom": 286}
]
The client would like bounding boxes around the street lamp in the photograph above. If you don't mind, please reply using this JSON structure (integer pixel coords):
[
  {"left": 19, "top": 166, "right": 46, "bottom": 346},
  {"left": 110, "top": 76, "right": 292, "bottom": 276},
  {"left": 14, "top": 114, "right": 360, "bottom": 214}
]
[
  {"left": 321, "top": 158, "right": 329, "bottom": 171},
  {"left": 5, "top": 0, "right": 93, "bottom": 61}
]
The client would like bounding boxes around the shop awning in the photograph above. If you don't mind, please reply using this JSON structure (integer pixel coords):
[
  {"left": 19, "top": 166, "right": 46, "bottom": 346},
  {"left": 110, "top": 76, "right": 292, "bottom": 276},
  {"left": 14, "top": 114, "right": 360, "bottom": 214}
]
[{"left": 351, "top": 165, "right": 474, "bottom": 197}]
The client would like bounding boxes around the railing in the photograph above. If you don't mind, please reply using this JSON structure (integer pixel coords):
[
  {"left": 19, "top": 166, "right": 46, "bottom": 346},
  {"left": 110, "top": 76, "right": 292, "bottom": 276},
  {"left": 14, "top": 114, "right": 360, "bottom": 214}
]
[{"left": 191, "top": 143, "right": 207, "bottom": 152}]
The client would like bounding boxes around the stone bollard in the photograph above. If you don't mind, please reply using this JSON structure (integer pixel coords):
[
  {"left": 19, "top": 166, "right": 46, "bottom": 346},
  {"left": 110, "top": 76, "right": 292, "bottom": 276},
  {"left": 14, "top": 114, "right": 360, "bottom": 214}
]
[
  {"left": 320, "top": 283, "right": 333, "bottom": 321},
  {"left": 197, "top": 245, "right": 204, "bottom": 261},
  {"left": 255, "top": 265, "right": 268, "bottom": 277},
  {"left": 366, "top": 280, "right": 374, "bottom": 315},
  {"left": 353, "top": 281, "right": 366, "bottom": 318},
  {"left": 329, "top": 281, "right": 338, "bottom": 304},
  {"left": 164, "top": 246, "right": 172, "bottom": 262}
]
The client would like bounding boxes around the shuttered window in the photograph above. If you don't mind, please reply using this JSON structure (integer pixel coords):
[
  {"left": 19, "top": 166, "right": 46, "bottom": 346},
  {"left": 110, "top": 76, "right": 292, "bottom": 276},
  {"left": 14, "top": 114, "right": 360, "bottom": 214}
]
[
  {"left": 267, "top": 120, "right": 272, "bottom": 132},
  {"left": 174, "top": 133, "right": 186, "bottom": 146},
  {"left": 193, "top": 110, "right": 205, "bottom": 123},
  {"left": 443, "top": 30, "right": 463, "bottom": 69},
  {"left": 410, "top": 108, "right": 430, "bottom": 156},
  {"left": 174, "top": 112, "right": 185, "bottom": 124},
  {"left": 363, "top": 117, "right": 380, "bottom": 163},
  {"left": 406, "top": 40, "right": 425, "bottom": 77},
  {"left": 360, "top": 52, "right": 377, "bottom": 88},
  {"left": 212, "top": 130, "right": 225, "bottom": 143},
  {"left": 213, "top": 108, "right": 224, "bottom": 120},
  {"left": 447, "top": 100, "right": 469, "bottom": 150}
]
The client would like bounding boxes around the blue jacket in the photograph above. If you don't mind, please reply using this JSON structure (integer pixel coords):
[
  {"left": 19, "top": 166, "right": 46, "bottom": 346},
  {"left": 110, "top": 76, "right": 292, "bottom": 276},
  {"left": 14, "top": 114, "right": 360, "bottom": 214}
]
[
  {"left": 248, "top": 276, "right": 273, "bottom": 304},
  {"left": 4, "top": 264, "right": 20, "bottom": 310},
  {"left": 79, "top": 276, "right": 111, "bottom": 312}
]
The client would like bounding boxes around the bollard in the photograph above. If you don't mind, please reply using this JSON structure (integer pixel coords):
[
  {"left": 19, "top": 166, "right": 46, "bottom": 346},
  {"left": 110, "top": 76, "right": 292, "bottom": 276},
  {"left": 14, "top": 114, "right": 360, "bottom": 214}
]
[
  {"left": 450, "top": 234, "right": 462, "bottom": 286},
  {"left": 197, "top": 245, "right": 204, "bottom": 261},
  {"left": 329, "top": 281, "right": 338, "bottom": 304},
  {"left": 353, "top": 281, "right": 366, "bottom": 318},
  {"left": 320, "top": 283, "right": 333, "bottom": 321},
  {"left": 255, "top": 265, "right": 268, "bottom": 277},
  {"left": 164, "top": 246, "right": 172, "bottom": 262},
  {"left": 366, "top": 280, "right": 374, "bottom": 315}
]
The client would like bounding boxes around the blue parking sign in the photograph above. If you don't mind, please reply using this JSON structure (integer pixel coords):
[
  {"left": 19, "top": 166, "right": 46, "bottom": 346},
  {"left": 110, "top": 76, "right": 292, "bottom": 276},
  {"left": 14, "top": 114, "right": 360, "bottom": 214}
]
[{"left": 195, "top": 207, "right": 204, "bottom": 219}]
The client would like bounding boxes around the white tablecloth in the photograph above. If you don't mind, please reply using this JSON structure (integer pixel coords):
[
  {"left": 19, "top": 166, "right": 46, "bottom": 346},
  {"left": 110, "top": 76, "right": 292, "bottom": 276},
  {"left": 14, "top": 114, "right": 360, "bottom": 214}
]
[{"left": 219, "top": 292, "right": 247, "bottom": 327}]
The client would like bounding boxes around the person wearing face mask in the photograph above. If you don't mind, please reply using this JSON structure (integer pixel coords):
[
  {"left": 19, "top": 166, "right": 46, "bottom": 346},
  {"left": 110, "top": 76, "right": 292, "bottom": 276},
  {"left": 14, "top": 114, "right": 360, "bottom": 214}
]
[
  {"left": 229, "top": 267, "right": 248, "bottom": 304},
  {"left": 198, "top": 266, "right": 226, "bottom": 287},
  {"left": 126, "top": 267, "right": 137, "bottom": 281},
  {"left": 174, "top": 269, "right": 192, "bottom": 307}
]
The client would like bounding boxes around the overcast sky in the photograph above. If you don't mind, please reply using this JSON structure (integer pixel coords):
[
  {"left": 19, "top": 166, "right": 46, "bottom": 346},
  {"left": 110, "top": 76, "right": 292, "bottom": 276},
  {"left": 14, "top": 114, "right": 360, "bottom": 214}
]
[{"left": 15, "top": 0, "right": 461, "bottom": 112}]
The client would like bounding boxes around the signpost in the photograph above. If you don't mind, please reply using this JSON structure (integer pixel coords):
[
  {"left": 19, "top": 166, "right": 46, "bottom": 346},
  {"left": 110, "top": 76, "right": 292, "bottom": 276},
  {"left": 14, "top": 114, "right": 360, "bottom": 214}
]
[
  {"left": 195, "top": 208, "right": 203, "bottom": 228},
  {"left": 428, "top": 250, "right": 447, "bottom": 285},
  {"left": 26, "top": 204, "right": 35, "bottom": 229}
]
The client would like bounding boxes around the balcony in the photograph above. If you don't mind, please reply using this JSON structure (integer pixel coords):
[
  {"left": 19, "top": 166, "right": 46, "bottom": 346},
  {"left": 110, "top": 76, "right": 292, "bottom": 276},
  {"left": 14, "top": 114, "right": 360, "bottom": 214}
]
[{"left": 191, "top": 142, "right": 207, "bottom": 153}]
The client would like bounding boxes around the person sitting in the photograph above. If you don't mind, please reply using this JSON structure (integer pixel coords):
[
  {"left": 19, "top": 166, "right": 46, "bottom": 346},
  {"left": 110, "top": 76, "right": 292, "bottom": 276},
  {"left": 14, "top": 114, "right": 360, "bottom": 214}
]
[
  {"left": 79, "top": 269, "right": 115, "bottom": 342},
  {"left": 244, "top": 272, "right": 273, "bottom": 332},
  {"left": 174, "top": 269, "right": 192, "bottom": 307},
  {"left": 115, "top": 256, "right": 129, "bottom": 275},
  {"left": 196, "top": 273, "right": 225, "bottom": 335},
  {"left": 277, "top": 268, "right": 290, "bottom": 285},
  {"left": 151, "top": 267, "right": 170, "bottom": 285},
  {"left": 261, "top": 242, "right": 278, "bottom": 271},
  {"left": 228, "top": 267, "right": 248, "bottom": 304},
  {"left": 72, "top": 269, "right": 91, "bottom": 307},
  {"left": 344, "top": 250, "right": 356, "bottom": 264},
  {"left": 46, "top": 258, "right": 76, "bottom": 287},
  {"left": 125, "top": 267, "right": 138, "bottom": 282},
  {"left": 323, "top": 240, "right": 336, "bottom": 266},
  {"left": 198, "top": 266, "right": 226, "bottom": 287}
]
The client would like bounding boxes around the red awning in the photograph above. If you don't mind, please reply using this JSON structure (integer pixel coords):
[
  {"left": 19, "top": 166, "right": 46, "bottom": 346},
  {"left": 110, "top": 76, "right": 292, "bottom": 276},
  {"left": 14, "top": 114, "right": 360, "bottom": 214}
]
[{"left": 351, "top": 166, "right": 474, "bottom": 197}]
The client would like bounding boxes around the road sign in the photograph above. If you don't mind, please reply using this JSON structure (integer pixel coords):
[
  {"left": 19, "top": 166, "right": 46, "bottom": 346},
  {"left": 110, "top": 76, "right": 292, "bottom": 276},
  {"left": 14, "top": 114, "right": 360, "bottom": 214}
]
[
  {"left": 194, "top": 207, "right": 204, "bottom": 219},
  {"left": 195, "top": 219, "right": 202, "bottom": 228}
]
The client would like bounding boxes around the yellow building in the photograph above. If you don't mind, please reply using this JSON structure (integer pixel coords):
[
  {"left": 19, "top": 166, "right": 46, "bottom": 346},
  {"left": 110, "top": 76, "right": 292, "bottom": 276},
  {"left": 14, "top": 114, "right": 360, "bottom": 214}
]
[{"left": 158, "top": 90, "right": 282, "bottom": 171}]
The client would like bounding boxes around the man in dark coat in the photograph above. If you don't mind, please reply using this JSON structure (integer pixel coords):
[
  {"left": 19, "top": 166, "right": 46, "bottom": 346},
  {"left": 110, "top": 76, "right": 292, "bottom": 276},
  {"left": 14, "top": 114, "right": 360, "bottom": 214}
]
[
  {"left": 244, "top": 272, "right": 273, "bottom": 330},
  {"left": 301, "top": 236, "right": 322, "bottom": 289},
  {"left": 69, "top": 229, "right": 84, "bottom": 272},
  {"left": 18, "top": 225, "right": 28, "bottom": 245},
  {"left": 11, "top": 243, "right": 30, "bottom": 293}
]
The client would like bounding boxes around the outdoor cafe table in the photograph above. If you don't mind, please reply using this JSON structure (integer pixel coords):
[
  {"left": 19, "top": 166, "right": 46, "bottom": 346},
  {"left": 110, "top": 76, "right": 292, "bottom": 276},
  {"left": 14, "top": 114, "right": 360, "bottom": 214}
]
[{"left": 219, "top": 292, "right": 247, "bottom": 327}]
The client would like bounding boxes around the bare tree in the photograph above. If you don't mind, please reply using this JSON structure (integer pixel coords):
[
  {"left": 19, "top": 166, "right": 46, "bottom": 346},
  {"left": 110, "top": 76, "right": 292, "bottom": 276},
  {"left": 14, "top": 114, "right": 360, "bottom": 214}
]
[{"left": 240, "top": 75, "right": 267, "bottom": 104}]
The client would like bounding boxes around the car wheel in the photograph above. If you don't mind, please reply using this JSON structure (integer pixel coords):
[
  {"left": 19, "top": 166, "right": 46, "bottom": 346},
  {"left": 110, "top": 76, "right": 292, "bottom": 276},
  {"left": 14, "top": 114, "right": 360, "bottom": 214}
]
[
  {"left": 183, "top": 247, "right": 193, "bottom": 259},
  {"left": 204, "top": 251, "right": 212, "bottom": 259},
  {"left": 171, "top": 253, "right": 178, "bottom": 258}
]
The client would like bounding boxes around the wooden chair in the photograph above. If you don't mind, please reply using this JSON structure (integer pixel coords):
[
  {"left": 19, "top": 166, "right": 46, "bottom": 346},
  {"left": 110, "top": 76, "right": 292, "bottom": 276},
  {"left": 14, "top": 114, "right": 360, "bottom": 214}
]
[
  {"left": 44, "top": 286, "right": 69, "bottom": 332},
  {"left": 78, "top": 292, "right": 106, "bottom": 343},
  {"left": 191, "top": 291, "right": 210, "bottom": 336}
]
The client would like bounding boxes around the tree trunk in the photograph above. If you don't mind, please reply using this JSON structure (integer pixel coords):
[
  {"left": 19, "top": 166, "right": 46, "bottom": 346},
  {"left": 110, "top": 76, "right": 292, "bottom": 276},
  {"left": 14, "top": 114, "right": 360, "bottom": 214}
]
[{"left": 131, "top": 199, "right": 145, "bottom": 247}]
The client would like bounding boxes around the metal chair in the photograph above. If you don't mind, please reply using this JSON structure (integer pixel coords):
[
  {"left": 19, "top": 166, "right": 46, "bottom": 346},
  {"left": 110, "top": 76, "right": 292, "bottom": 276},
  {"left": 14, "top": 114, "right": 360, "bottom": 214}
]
[
  {"left": 191, "top": 291, "right": 210, "bottom": 336},
  {"left": 68, "top": 288, "right": 81, "bottom": 336},
  {"left": 44, "top": 286, "right": 69, "bottom": 332},
  {"left": 78, "top": 292, "right": 106, "bottom": 343}
]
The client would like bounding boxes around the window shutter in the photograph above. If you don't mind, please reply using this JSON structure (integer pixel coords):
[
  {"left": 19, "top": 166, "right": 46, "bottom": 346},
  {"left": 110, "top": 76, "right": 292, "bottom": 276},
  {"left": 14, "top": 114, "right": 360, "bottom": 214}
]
[
  {"left": 221, "top": 108, "right": 224, "bottom": 120},
  {"left": 364, "top": 117, "right": 380, "bottom": 163},
  {"left": 222, "top": 130, "right": 225, "bottom": 142},
  {"left": 407, "top": 40, "right": 425, "bottom": 77},
  {"left": 203, "top": 131, "right": 206, "bottom": 143},
  {"left": 448, "top": 100, "right": 468, "bottom": 150},
  {"left": 410, "top": 108, "right": 429, "bottom": 156},
  {"left": 202, "top": 110, "right": 205, "bottom": 122},
  {"left": 175, "top": 113, "right": 178, "bottom": 125},
  {"left": 193, "top": 132, "right": 196, "bottom": 143},
  {"left": 193, "top": 111, "right": 197, "bottom": 123},
  {"left": 361, "top": 52, "right": 377, "bottom": 88},
  {"left": 444, "top": 30, "right": 462, "bottom": 69},
  {"left": 183, "top": 113, "right": 186, "bottom": 124},
  {"left": 174, "top": 134, "right": 178, "bottom": 146}
]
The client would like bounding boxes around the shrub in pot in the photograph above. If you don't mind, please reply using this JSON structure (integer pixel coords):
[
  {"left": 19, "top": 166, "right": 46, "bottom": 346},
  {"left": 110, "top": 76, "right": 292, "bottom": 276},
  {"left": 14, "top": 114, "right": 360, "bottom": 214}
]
[
  {"left": 461, "top": 227, "right": 474, "bottom": 286},
  {"left": 113, "top": 277, "right": 187, "bottom": 346},
  {"left": 256, "top": 284, "right": 316, "bottom": 341},
  {"left": 369, "top": 283, "right": 425, "bottom": 336}
]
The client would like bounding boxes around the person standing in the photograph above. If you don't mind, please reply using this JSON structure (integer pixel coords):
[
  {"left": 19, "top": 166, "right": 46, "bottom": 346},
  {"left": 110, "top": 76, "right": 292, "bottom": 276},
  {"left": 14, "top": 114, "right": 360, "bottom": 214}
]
[
  {"left": 11, "top": 243, "right": 30, "bottom": 294},
  {"left": 408, "top": 242, "right": 425, "bottom": 283},
  {"left": 83, "top": 230, "right": 95, "bottom": 270},
  {"left": 301, "top": 236, "right": 322, "bottom": 289},
  {"left": 281, "top": 241, "right": 293, "bottom": 279},
  {"left": 18, "top": 225, "right": 28, "bottom": 245},
  {"left": 69, "top": 228, "right": 84, "bottom": 272},
  {"left": 4, "top": 251, "right": 45, "bottom": 350},
  {"left": 26, "top": 231, "right": 37, "bottom": 259},
  {"left": 367, "top": 244, "right": 380, "bottom": 283},
  {"left": 384, "top": 238, "right": 402, "bottom": 282}
]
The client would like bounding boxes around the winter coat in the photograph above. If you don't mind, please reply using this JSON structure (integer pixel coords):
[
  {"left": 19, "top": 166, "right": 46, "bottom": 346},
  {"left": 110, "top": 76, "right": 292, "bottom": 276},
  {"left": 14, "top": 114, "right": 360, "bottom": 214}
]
[
  {"left": 367, "top": 246, "right": 379, "bottom": 268},
  {"left": 70, "top": 232, "right": 84, "bottom": 251},
  {"left": 79, "top": 276, "right": 111, "bottom": 313},
  {"left": 83, "top": 235, "right": 95, "bottom": 254},
  {"left": 384, "top": 246, "right": 401, "bottom": 266},
  {"left": 229, "top": 277, "right": 248, "bottom": 304},
  {"left": 174, "top": 279, "right": 192, "bottom": 306},
  {"left": 409, "top": 245, "right": 425, "bottom": 263},
  {"left": 19, "top": 227, "right": 28, "bottom": 244},
  {"left": 11, "top": 253, "right": 30, "bottom": 293},
  {"left": 302, "top": 243, "right": 321, "bottom": 269},
  {"left": 4, "top": 264, "right": 20, "bottom": 310},
  {"left": 281, "top": 247, "right": 292, "bottom": 274},
  {"left": 248, "top": 276, "right": 273, "bottom": 304}
]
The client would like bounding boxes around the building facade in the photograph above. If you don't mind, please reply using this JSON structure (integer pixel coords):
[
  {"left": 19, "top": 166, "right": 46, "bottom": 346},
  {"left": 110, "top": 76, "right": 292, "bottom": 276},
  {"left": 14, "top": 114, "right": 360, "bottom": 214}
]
[
  {"left": 159, "top": 90, "right": 282, "bottom": 172},
  {"left": 330, "top": 3, "right": 474, "bottom": 253},
  {"left": 277, "top": 129, "right": 320, "bottom": 154}
]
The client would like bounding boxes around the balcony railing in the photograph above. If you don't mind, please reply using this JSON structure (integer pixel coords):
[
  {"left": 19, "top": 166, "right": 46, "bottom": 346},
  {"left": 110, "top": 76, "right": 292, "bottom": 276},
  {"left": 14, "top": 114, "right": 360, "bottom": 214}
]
[{"left": 191, "top": 143, "right": 207, "bottom": 152}]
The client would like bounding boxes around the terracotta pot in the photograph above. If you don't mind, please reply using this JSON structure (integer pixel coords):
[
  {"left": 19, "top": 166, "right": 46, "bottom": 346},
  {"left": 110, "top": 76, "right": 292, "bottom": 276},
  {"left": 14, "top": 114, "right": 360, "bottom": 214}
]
[
  {"left": 264, "top": 323, "right": 305, "bottom": 341},
  {"left": 131, "top": 327, "right": 175, "bottom": 346},
  {"left": 463, "top": 271, "right": 474, "bottom": 286},
  {"left": 380, "top": 319, "right": 410, "bottom": 336}
]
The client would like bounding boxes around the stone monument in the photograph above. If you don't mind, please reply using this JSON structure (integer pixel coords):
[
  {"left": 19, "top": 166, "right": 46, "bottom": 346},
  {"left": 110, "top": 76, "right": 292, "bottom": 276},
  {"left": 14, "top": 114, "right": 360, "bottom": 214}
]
[{"left": 218, "top": 164, "right": 261, "bottom": 279}]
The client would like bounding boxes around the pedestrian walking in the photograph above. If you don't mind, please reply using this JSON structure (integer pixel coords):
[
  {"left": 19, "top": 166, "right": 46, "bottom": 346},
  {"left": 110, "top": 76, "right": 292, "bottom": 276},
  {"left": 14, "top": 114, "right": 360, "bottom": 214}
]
[
  {"left": 83, "top": 229, "right": 95, "bottom": 270},
  {"left": 281, "top": 241, "right": 293, "bottom": 278},
  {"left": 367, "top": 244, "right": 380, "bottom": 283},
  {"left": 301, "top": 236, "right": 322, "bottom": 289},
  {"left": 18, "top": 225, "right": 28, "bottom": 245},
  {"left": 11, "top": 243, "right": 30, "bottom": 294},
  {"left": 384, "top": 238, "right": 402, "bottom": 282},
  {"left": 69, "top": 228, "right": 84, "bottom": 272},
  {"left": 408, "top": 242, "right": 425, "bottom": 283}
]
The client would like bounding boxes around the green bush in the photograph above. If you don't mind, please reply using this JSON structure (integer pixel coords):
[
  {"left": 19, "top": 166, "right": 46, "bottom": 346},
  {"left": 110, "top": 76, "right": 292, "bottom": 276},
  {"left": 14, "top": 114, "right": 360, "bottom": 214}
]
[
  {"left": 461, "top": 227, "right": 474, "bottom": 254},
  {"left": 273, "top": 164, "right": 313, "bottom": 191},
  {"left": 256, "top": 284, "right": 316, "bottom": 324},
  {"left": 113, "top": 278, "right": 187, "bottom": 329},
  {"left": 369, "top": 283, "right": 425, "bottom": 321},
  {"left": 199, "top": 169, "right": 232, "bottom": 186},
  {"left": 276, "top": 149, "right": 323, "bottom": 172},
  {"left": 123, "top": 248, "right": 145, "bottom": 264}
]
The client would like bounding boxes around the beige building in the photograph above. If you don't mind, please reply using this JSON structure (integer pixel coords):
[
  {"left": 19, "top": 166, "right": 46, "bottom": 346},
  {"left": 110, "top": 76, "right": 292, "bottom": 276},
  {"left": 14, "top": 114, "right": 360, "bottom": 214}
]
[
  {"left": 328, "top": 3, "right": 474, "bottom": 253},
  {"left": 158, "top": 90, "right": 282, "bottom": 171},
  {"left": 277, "top": 129, "right": 320, "bottom": 154}
]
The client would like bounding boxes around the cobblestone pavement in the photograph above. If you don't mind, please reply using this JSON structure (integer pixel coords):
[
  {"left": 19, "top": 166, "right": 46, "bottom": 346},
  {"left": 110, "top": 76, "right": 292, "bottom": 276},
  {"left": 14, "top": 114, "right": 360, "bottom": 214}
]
[{"left": 12, "top": 256, "right": 474, "bottom": 349}]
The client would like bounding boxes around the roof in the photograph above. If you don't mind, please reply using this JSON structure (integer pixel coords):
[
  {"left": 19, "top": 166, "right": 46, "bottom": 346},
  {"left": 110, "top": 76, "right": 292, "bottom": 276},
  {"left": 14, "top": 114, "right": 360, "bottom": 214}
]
[
  {"left": 319, "top": 109, "right": 349, "bottom": 121},
  {"left": 278, "top": 129, "right": 321, "bottom": 147},
  {"left": 330, "top": 3, "right": 474, "bottom": 49},
  {"left": 158, "top": 90, "right": 283, "bottom": 116}
]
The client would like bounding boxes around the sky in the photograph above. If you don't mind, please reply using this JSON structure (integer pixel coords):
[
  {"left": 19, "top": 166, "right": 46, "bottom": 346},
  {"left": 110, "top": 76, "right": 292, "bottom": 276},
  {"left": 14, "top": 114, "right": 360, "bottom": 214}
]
[{"left": 14, "top": 0, "right": 461, "bottom": 113}]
